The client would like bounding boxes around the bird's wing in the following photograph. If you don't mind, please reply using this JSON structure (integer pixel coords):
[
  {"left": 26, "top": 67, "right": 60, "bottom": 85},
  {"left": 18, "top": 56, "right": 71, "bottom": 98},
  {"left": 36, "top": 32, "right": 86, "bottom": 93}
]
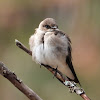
[
  {"left": 66, "top": 35, "right": 81, "bottom": 85},
  {"left": 53, "top": 30, "right": 80, "bottom": 83}
]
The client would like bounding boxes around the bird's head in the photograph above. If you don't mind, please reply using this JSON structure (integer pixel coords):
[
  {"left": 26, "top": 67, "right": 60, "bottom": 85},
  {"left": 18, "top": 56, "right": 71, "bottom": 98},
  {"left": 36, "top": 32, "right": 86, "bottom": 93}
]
[{"left": 38, "top": 18, "right": 58, "bottom": 32}]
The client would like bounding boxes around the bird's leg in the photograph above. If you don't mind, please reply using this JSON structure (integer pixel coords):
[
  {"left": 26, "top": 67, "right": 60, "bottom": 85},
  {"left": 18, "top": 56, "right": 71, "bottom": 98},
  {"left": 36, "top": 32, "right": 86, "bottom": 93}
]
[{"left": 53, "top": 66, "right": 58, "bottom": 78}]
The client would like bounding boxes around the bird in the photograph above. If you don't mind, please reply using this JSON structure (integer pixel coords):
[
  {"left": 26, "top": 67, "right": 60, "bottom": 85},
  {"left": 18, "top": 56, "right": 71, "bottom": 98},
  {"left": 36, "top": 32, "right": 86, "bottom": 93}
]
[{"left": 29, "top": 18, "right": 80, "bottom": 84}]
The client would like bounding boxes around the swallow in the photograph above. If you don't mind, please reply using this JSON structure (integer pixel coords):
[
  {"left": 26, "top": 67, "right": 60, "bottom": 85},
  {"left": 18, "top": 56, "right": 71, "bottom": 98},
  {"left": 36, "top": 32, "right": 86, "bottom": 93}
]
[{"left": 29, "top": 18, "right": 80, "bottom": 85}]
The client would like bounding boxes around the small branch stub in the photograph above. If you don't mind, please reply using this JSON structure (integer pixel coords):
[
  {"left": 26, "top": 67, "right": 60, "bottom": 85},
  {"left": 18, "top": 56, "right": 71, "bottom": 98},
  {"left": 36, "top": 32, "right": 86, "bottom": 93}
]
[{"left": 15, "top": 39, "right": 32, "bottom": 56}]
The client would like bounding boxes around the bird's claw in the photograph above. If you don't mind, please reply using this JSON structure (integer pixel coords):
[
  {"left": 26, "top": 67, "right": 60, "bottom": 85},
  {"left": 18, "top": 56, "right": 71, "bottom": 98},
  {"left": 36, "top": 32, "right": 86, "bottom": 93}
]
[{"left": 53, "top": 66, "right": 58, "bottom": 78}]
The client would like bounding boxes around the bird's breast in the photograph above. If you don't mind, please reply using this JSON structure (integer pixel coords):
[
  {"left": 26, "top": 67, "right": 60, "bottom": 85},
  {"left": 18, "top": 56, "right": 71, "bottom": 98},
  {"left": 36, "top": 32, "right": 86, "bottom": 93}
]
[
  {"left": 33, "top": 32, "right": 69, "bottom": 67},
  {"left": 33, "top": 42, "right": 58, "bottom": 66}
]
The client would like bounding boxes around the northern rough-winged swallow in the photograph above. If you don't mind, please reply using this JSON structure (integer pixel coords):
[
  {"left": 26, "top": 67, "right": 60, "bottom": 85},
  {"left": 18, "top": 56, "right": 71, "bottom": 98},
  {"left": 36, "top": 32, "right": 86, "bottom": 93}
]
[{"left": 29, "top": 18, "right": 80, "bottom": 84}]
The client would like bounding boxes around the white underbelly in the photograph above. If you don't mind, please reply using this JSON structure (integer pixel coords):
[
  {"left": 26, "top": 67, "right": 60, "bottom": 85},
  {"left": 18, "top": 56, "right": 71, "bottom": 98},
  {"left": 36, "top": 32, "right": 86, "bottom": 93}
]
[{"left": 33, "top": 43, "right": 59, "bottom": 67}]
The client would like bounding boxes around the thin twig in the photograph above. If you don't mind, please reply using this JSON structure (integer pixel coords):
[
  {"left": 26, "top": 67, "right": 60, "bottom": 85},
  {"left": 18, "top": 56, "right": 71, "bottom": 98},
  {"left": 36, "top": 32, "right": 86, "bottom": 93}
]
[
  {"left": 15, "top": 39, "right": 91, "bottom": 100},
  {"left": 0, "top": 62, "right": 42, "bottom": 100}
]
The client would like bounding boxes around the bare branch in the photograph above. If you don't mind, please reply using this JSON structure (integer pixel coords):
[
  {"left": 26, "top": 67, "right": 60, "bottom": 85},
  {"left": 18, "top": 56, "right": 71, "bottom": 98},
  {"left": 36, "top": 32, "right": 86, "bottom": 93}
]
[
  {"left": 0, "top": 62, "right": 42, "bottom": 100},
  {"left": 15, "top": 39, "right": 32, "bottom": 56},
  {"left": 15, "top": 39, "right": 91, "bottom": 100}
]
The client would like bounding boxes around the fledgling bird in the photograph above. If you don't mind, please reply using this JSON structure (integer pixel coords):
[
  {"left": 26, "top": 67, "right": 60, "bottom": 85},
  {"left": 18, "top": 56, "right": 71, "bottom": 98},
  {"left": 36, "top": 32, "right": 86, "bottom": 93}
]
[{"left": 29, "top": 18, "right": 80, "bottom": 84}]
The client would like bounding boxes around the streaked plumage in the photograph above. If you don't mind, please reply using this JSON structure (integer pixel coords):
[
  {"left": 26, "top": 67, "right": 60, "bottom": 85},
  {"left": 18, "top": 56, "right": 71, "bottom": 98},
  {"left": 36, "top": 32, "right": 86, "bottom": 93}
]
[{"left": 29, "top": 18, "right": 80, "bottom": 84}]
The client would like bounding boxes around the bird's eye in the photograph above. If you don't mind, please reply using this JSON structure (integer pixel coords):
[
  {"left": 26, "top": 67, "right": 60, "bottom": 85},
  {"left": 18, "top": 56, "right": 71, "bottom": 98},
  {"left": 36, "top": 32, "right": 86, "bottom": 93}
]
[{"left": 45, "top": 25, "right": 51, "bottom": 29}]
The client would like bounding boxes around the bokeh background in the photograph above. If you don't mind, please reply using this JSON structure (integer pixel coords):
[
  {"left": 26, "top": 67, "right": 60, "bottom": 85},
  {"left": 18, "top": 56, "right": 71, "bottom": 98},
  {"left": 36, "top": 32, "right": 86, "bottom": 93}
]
[{"left": 0, "top": 0, "right": 100, "bottom": 100}]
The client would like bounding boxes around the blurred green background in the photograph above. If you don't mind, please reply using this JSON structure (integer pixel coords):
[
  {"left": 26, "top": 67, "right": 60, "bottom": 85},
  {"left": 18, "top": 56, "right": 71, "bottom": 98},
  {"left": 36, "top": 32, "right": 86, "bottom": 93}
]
[{"left": 0, "top": 0, "right": 100, "bottom": 100}]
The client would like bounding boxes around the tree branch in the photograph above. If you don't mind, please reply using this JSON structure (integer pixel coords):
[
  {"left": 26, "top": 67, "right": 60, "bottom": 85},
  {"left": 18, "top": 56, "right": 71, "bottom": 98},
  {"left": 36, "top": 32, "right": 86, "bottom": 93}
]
[
  {"left": 15, "top": 39, "right": 91, "bottom": 100},
  {"left": 0, "top": 62, "right": 42, "bottom": 100}
]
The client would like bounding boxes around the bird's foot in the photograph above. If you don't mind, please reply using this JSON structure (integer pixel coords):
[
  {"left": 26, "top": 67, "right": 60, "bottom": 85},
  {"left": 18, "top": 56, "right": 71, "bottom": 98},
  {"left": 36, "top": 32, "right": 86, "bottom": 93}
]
[{"left": 53, "top": 66, "right": 58, "bottom": 78}]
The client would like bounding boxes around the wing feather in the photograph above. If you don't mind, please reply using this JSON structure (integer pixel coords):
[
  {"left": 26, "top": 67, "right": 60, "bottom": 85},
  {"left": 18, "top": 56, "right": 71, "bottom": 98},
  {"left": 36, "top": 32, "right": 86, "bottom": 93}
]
[{"left": 66, "top": 36, "right": 81, "bottom": 85}]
